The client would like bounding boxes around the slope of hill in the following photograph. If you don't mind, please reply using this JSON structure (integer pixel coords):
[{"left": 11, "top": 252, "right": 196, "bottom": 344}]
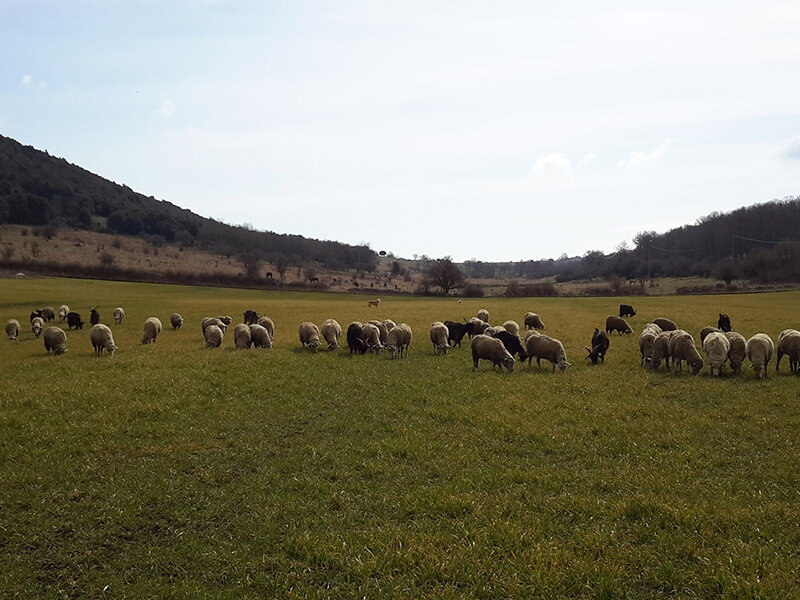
[{"left": 0, "top": 134, "right": 377, "bottom": 273}]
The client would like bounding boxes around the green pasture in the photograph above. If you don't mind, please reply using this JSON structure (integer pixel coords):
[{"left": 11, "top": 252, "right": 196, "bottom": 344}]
[{"left": 1, "top": 277, "right": 799, "bottom": 598}]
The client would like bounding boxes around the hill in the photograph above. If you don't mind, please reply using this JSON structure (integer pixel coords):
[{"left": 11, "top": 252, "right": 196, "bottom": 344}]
[{"left": 0, "top": 134, "right": 377, "bottom": 274}]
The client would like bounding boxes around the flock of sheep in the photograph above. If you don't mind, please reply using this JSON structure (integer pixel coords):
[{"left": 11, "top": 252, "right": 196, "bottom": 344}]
[{"left": 5, "top": 300, "right": 799, "bottom": 379}]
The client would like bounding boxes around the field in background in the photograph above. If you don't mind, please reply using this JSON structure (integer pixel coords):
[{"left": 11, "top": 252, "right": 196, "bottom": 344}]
[{"left": 2, "top": 278, "right": 799, "bottom": 597}]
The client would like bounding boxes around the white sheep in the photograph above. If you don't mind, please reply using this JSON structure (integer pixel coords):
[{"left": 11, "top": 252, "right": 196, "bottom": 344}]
[
  {"left": 523, "top": 312, "right": 545, "bottom": 330},
  {"left": 368, "top": 320, "right": 389, "bottom": 345},
  {"left": 361, "top": 322, "right": 383, "bottom": 354},
  {"left": 471, "top": 334, "right": 514, "bottom": 372},
  {"left": 745, "top": 333, "right": 774, "bottom": 378},
  {"left": 468, "top": 317, "right": 490, "bottom": 337},
  {"left": 321, "top": 318, "right": 342, "bottom": 350},
  {"left": 5, "top": 318, "right": 20, "bottom": 341},
  {"left": 234, "top": 323, "right": 252, "bottom": 349},
  {"left": 502, "top": 320, "right": 520, "bottom": 337},
  {"left": 398, "top": 323, "right": 412, "bottom": 356},
  {"left": 170, "top": 312, "right": 184, "bottom": 329},
  {"left": 386, "top": 323, "right": 412, "bottom": 358},
  {"left": 702, "top": 331, "right": 730, "bottom": 376},
  {"left": 476, "top": 309, "right": 490, "bottom": 323},
  {"left": 776, "top": 329, "right": 800, "bottom": 373},
  {"left": 204, "top": 324, "right": 224, "bottom": 348},
  {"left": 429, "top": 321, "right": 450, "bottom": 355},
  {"left": 141, "top": 317, "right": 163, "bottom": 344},
  {"left": 700, "top": 326, "right": 720, "bottom": 344},
  {"left": 202, "top": 316, "right": 227, "bottom": 334},
  {"left": 249, "top": 324, "right": 273, "bottom": 348},
  {"left": 382, "top": 319, "right": 397, "bottom": 333},
  {"left": 650, "top": 330, "right": 677, "bottom": 371},
  {"left": 638, "top": 329, "right": 658, "bottom": 366},
  {"left": 58, "top": 304, "right": 70, "bottom": 322},
  {"left": 725, "top": 331, "right": 747, "bottom": 374},
  {"left": 523, "top": 329, "right": 540, "bottom": 345},
  {"left": 668, "top": 330, "right": 704, "bottom": 375},
  {"left": 113, "top": 307, "right": 125, "bottom": 325},
  {"left": 217, "top": 315, "right": 233, "bottom": 326},
  {"left": 90, "top": 323, "right": 117, "bottom": 355},
  {"left": 525, "top": 333, "right": 570, "bottom": 372},
  {"left": 298, "top": 321, "right": 321, "bottom": 352},
  {"left": 31, "top": 316, "right": 44, "bottom": 339},
  {"left": 257, "top": 316, "right": 275, "bottom": 339},
  {"left": 43, "top": 326, "right": 67, "bottom": 354}
]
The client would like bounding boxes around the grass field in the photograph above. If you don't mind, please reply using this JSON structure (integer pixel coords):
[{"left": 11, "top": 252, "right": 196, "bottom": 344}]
[{"left": 2, "top": 277, "right": 799, "bottom": 598}]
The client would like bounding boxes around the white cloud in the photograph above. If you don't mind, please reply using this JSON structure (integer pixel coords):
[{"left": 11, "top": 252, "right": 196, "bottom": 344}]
[
  {"left": 21, "top": 74, "right": 32, "bottom": 86},
  {"left": 155, "top": 99, "right": 175, "bottom": 117},
  {"left": 579, "top": 152, "right": 598, "bottom": 166},
  {"left": 618, "top": 138, "right": 674, "bottom": 169},
  {"left": 781, "top": 137, "right": 800, "bottom": 160},
  {"left": 530, "top": 153, "right": 571, "bottom": 182}
]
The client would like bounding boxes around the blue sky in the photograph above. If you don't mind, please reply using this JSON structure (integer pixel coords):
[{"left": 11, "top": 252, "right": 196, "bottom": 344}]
[{"left": 2, "top": 1, "right": 800, "bottom": 261}]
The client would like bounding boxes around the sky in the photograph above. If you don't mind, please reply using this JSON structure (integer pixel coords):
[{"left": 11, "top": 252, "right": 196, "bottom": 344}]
[{"left": 2, "top": 1, "right": 800, "bottom": 262}]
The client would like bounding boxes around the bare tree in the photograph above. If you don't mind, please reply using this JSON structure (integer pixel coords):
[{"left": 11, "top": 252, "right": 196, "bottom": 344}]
[{"left": 425, "top": 257, "right": 465, "bottom": 295}]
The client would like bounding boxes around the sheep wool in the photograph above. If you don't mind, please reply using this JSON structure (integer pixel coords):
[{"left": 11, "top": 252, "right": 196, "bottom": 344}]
[
  {"left": 90, "top": 323, "right": 117, "bottom": 355},
  {"left": 5, "top": 318, "right": 20, "bottom": 341}
]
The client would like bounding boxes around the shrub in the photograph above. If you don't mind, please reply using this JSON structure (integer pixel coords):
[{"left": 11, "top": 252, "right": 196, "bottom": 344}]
[{"left": 463, "top": 283, "right": 484, "bottom": 298}]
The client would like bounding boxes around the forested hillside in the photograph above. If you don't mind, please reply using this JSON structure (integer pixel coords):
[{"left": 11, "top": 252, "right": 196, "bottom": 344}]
[{"left": 0, "top": 134, "right": 377, "bottom": 272}]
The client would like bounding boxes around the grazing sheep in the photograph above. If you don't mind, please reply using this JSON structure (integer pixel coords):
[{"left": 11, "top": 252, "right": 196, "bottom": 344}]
[
  {"left": 651, "top": 331, "right": 678, "bottom": 371},
  {"left": 347, "top": 321, "right": 367, "bottom": 355},
  {"left": 43, "top": 326, "right": 67, "bottom": 354},
  {"left": 204, "top": 324, "right": 224, "bottom": 348},
  {"left": 652, "top": 317, "right": 677, "bottom": 331},
  {"left": 170, "top": 312, "right": 184, "bottom": 329},
  {"left": 717, "top": 313, "right": 732, "bottom": 333},
  {"left": 523, "top": 312, "right": 545, "bottom": 330},
  {"left": 429, "top": 321, "right": 450, "bottom": 355},
  {"left": 484, "top": 325, "right": 502, "bottom": 337},
  {"left": 501, "top": 320, "right": 520, "bottom": 337},
  {"left": 31, "top": 316, "right": 44, "bottom": 338},
  {"left": 41, "top": 307, "right": 55, "bottom": 322},
  {"left": 321, "top": 318, "right": 342, "bottom": 350},
  {"left": 523, "top": 329, "right": 540, "bottom": 345},
  {"left": 725, "top": 331, "right": 747, "bottom": 374},
  {"left": 382, "top": 319, "right": 397, "bottom": 333},
  {"left": 66, "top": 311, "right": 84, "bottom": 330},
  {"left": 361, "top": 322, "right": 383, "bottom": 354},
  {"left": 745, "top": 333, "right": 774, "bottom": 379},
  {"left": 605, "top": 315, "right": 632, "bottom": 335},
  {"left": 702, "top": 331, "right": 730, "bottom": 376},
  {"left": 202, "top": 316, "right": 227, "bottom": 334},
  {"left": 585, "top": 328, "right": 610, "bottom": 365},
  {"left": 468, "top": 317, "right": 491, "bottom": 338},
  {"left": 90, "top": 323, "right": 117, "bottom": 355},
  {"left": 367, "top": 298, "right": 381, "bottom": 308},
  {"left": 619, "top": 304, "right": 636, "bottom": 318},
  {"left": 298, "top": 321, "right": 321, "bottom": 352},
  {"left": 58, "top": 305, "right": 70, "bottom": 322},
  {"left": 368, "top": 320, "right": 389, "bottom": 345},
  {"left": 776, "top": 329, "right": 800, "bottom": 373},
  {"left": 5, "top": 318, "right": 20, "bottom": 341},
  {"left": 638, "top": 328, "right": 659, "bottom": 366},
  {"left": 396, "top": 323, "right": 413, "bottom": 357},
  {"left": 217, "top": 315, "right": 233, "bottom": 326},
  {"left": 471, "top": 334, "right": 515, "bottom": 372},
  {"left": 113, "top": 307, "right": 125, "bottom": 325},
  {"left": 141, "top": 317, "right": 163, "bottom": 344},
  {"left": 443, "top": 320, "right": 470, "bottom": 347},
  {"left": 243, "top": 310, "right": 260, "bottom": 325},
  {"left": 700, "top": 326, "right": 720, "bottom": 344},
  {"left": 385, "top": 325, "right": 402, "bottom": 359},
  {"left": 525, "top": 333, "right": 570, "bottom": 372},
  {"left": 234, "top": 323, "right": 252, "bottom": 349},
  {"left": 90, "top": 307, "right": 100, "bottom": 326},
  {"left": 257, "top": 316, "right": 275, "bottom": 339},
  {"left": 476, "top": 309, "right": 490, "bottom": 323},
  {"left": 494, "top": 329, "right": 527, "bottom": 361},
  {"left": 668, "top": 331, "right": 704, "bottom": 375},
  {"left": 249, "top": 324, "right": 273, "bottom": 348}
]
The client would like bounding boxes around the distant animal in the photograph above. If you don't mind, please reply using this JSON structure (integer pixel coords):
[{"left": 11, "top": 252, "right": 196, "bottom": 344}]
[
  {"left": 619, "top": 304, "right": 636, "bottom": 318},
  {"left": 141, "top": 317, "right": 163, "bottom": 344},
  {"left": 30, "top": 307, "right": 55, "bottom": 323},
  {"left": 31, "top": 316, "right": 44, "bottom": 338},
  {"left": 605, "top": 315, "right": 632, "bottom": 335},
  {"left": 43, "top": 326, "right": 68, "bottom": 354},
  {"left": 429, "top": 322, "right": 450, "bottom": 355},
  {"left": 745, "top": 333, "right": 774, "bottom": 379},
  {"left": 717, "top": 313, "right": 732, "bottom": 332},
  {"left": 58, "top": 305, "right": 70, "bottom": 322},
  {"left": 5, "top": 319, "right": 20, "bottom": 341},
  {"left": 113, "top": 307, "right": 125, "bottom": 325},
  {"left": 66, "top": 311, "right": 84, "bottom": 330},
  {"left": 204, "top": 324, "right": 224, "bottom": 349},
  {"left": 234, "top": 323, "right": 252, "bottom": 349},
  {"left": 90, "top": 307, "right": 100, "bottom": 326},
  {"left": 367, "top": 298, "right": 381, "bottom": 308},
  {"left": 298, "top": 322, "right": 321, "bottom": 352},
  {"left": 170, "top": 313, "right": 184, "bottom": 329},
  {"left": 585, "top": 328, "right": 610, "bottom": 365}
]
